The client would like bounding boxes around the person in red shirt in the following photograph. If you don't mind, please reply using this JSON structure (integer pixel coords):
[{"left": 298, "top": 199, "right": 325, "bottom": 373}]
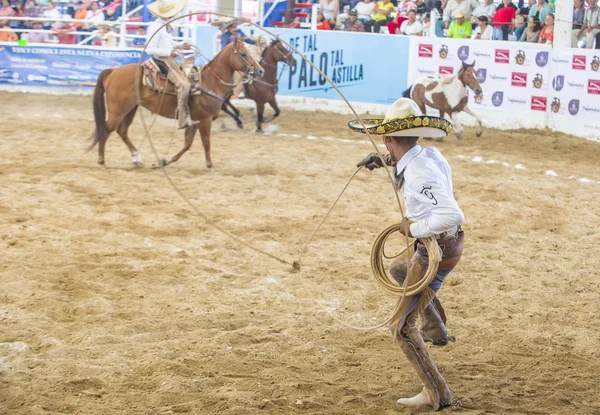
[
  {"left": 492, "top": 0, "right": 515, "bottom": 40},
  {"left": 316, "top": 11, "right": 332, "bottom": 29}
]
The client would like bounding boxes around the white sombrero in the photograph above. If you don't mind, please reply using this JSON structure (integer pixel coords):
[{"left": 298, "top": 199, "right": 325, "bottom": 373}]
[
  {"left": 148, "top": 0, "right": 185, "bottom": 19},
  {"left": 348, "top": 98, "right": 452, "bottom": 138}
]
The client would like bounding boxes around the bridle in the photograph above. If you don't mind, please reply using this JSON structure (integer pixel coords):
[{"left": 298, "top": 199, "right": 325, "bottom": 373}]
[
  {"left": 204, "top": 39, "right": 262, "bottom": 86},
  {"left": 459, "top": 66, "right": 482, "bottom": 95}
]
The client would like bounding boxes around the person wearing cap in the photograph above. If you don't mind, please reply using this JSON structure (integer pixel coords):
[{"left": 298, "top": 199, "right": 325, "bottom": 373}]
[
  {"left": 447, "top": 9, "right": 472, "bottom": 38},
  {"left": 27, "top": 20, "right": 50, "bottom": 42},
  {"left": 218, "top": 19, "right": 257, "bottom": 100},
  {"left": 352, "top": 98, "right": 464, "bottom": 411},
  {"left": 344, "top": 8, "right": 365, "bottom": 31},
  {"left": 146, "top": 0, "right": 198, "bottom": 129}
]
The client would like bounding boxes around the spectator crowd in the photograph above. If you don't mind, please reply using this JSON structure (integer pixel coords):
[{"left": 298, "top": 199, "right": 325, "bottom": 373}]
[{"left": 314, "top": 0, "right": 600, "bottom": 48}]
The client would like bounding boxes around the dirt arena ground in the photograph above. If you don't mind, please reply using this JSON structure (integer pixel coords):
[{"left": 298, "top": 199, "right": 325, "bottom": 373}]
[{"left": 1, "top": 91, "right": 600, "bottom": 415}]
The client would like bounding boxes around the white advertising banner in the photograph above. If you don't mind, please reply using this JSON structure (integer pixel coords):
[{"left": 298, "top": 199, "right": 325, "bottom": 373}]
[
  {"left": 548, "top": 49, "right": 600, "bottom": 142},
  {"left": 408, "top": 38, "right": 552, "bottom": 130}
]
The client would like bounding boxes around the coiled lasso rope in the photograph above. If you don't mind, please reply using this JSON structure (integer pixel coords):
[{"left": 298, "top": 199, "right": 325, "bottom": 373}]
[{"left": 134, "top": 13, "right": 443, "bottom": 331}]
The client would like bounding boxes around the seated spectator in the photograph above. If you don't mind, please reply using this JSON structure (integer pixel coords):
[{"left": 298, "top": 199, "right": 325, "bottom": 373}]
[
  {"left": 471, "top": 0, "right": 495, "bottom": 25},
  {"left": 571, "top": 0, "right": 585, "bottom": 47},
  {"left": 42, "top": 1, "right": 60, "bottom": 28},
  {"left": 474, "top": 15, "right": 491, "bottom": 39},
  {"left": 23, "top": 0, "right": 40, "bottom": 29},
  {"left": 27, "top": 19, "right": 50, "bottom": 42},
  {"left": 422, "top": 11, "right": 431, "bottom": 34},
  {"left": 528, "top": 0, "right": 552, "bottom": 24},
  {"left": 52, "top": 17, "right": 76, "bottom": 43},
  {"left": 439, "top": 0, "right": 477, "bottom": 37},
  {"left": 447, "top": 9, "right": 471, "bottom": 38},
  {"left": 0, "top": 0, "right": 16, "bottom": 27},
  {"left": 132, "top": 25, "right": 145, "bottom": 47},
  {"left": 320, "top": 0, "right": 339, "bottom": 28},
  {"left": 338, "top": 0, "right": 357, "bottom": 15},
  {"left": 519, "top": 0, "right": 535, "bottom": 16},
  {"left": 316, "top": 11, "right": 332, "bottom": 29},
  {"left": 105, "top": 0, "right": 121, "bottom": 21},
  {"left": 85, "top": 1, "right": 105, "bottom": 30},
  {"left": 492, "top": 0, "right": 515, "bottom": 40},
  {"left": 364, "top": 0, "right": 394, "bottom": 33},
  {"left": 519, "top": 15, "right": 540, "bottom": 42},
  {"left": 538, "top": 12, "right": 553, "bottom": 44},
  {"left": 354, "top": 0, "right": 375, "bottom": 23},
  {"left": 344, "top": 8, "right": 365, "bottom": 31},
  {"left": 0, "top": 23, "right": 17, "bottom": 40},
  {"left": 10, "top": 0, "right": 25, "bottom": 30},
  {"left": 574, "top": 0, "right": 599, "bottom": 49},
  {"left": 399, "top": 9, "right": 422, "bottom": 35},
  {"left": 387, "top": 0, "right": 414, "bottom": 35},
  {"left": 96, "top": 23, "right": 115, "bottom": 46}
]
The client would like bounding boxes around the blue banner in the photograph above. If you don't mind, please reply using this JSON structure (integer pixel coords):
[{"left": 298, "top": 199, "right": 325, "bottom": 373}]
[
  {"left": 0, "top": 44, "right": 143, "bottom": 87},
  {"left": 198, "top": 27, "right": 410, "bottom": 105}
]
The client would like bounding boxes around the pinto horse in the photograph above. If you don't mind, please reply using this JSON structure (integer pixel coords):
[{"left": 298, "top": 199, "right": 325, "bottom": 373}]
[
  {"left": 221, "top": 39, "right": 296, "bottom": 133},
  {"left": 90, "top": 39, "right": 264, "bottom": 168},
  {"left": 404, "top": 61, "right": 483, "bottom": 140}
]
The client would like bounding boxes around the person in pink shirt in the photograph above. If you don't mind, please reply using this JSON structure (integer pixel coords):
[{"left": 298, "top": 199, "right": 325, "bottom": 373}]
[
  {"left": 27, "top": 20, "right": 50, "bottom": 42},
  {"left": 0, "top": 0, "right": 16, "bottom": 27}
]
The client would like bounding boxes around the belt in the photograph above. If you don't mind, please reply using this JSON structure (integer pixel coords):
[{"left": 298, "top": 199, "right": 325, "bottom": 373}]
[{"left": 435, "top": 225, "right": 461, "bottom": 240}]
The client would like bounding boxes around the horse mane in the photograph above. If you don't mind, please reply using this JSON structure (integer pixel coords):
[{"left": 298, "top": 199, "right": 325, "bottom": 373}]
[{"left": 262, "top": 39, "right": 280, "bottom": 58}]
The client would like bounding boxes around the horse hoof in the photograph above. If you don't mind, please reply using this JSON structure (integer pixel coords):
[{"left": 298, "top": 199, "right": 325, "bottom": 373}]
[
  {"left": 133, "top": 161, "right": 144, "bottom": 168},
  {"left": 476, "top": 130, "right": 483, "bottom": 137},
  {"left": 236, "top": 121, "right": 243, "bottom": 129},
  {"left": 206, "top": 163, "right": 213, "bottom": 169},
  {"left": 455, "top": 134, "right": 463, "bottom": 140},
  {"left": 254, "top": 128, "right": 264, "bottom": 134}
]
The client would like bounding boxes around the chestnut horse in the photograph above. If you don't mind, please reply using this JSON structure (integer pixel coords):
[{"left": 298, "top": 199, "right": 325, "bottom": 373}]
[
  {"left": 90, "top": 39, "right": 264, "bottom": 168},
  {"left": 221, "top": 39, "right": 296, "bottom": 133},
  {"left": 403, "top": 61, "right": 483, "bottom": 140}
]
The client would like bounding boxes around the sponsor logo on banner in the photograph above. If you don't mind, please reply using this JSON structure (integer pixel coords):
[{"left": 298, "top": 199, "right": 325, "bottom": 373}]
[
  {"left": 492, "top": 91, "right": 504, "bottom": 107},
  {"left": 567, "top": 81, "right": 585, "bottom": 89},
  {"left": 550, "top": 97, "right": 560, "bottom": 113},
  {"left": 536, "top": 51, "right": 549, "bottom": 68},
  {"left": 495, "top": 49, "right": 509, "bottom": 63},
  {"left": 490, "top": 74, "right": 508, "bottom": 81},
  {"left": 532, "top": 73, "right": 543, "bottom": 89},
  {"left": 583, "top": 105, "right": 600, "bottom": 113},
  {"left": 515, "top": 50, "right": 526, "bottom": 65},
  {"left": 439, "top": 66, "right": 453, "bottom": 75},
  {"left": 588, "top": 79, "right": 600, "bottom": 94},
  {"left": 552, "top": 75, "right": 564, "bottom": 91},
  {"left": 569, "top": 99, "right": 580, "bottom": 115},
  {"left": 572, "top": 55, "right": 586, "bottom": 70},
  {"left": 477, "top": 68, "right": 487, "bottom": 83},
  {"left": 473, "top": 51, "right": 491, "bottom": 58},
  {"left": 457, "top": 46, "right": 470, "bottom": 61},
  {"left": 591, "top": 56, "right": 600, "bottom": 72},
  {"left": 418, "top": 44, "right": 433, "bottom": 58},
  {"left": 531, "top": 96, "right": 547, "bottom": 111},
  {"left": 417, "top": 68, "right": 436, "bottom": 75},
  {"left": 508, "top": 97, "right": 526, "bottom": 105},
  {"left": 511, "top": 72, "right": 527, "bottom": 87},
  {"left": 439, "top": 45, "right": 449, "bottom": 59},
  {"left": 51, "top": 61, "right": 71, "bottom": 69},
  {"left": 26, "top": 74, "right": 47, "bottom": 82},
  {"left": 553, "top": 57, "right": 569, "bottom": 64}
]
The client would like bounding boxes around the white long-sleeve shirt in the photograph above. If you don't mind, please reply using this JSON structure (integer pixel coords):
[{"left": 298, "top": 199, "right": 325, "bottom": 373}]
[
  {"left": 395, "top": 145, "right": 464, "bottom": 238},
  {"left": 145, "top": 18, "right": 181, "bottom": 58}
]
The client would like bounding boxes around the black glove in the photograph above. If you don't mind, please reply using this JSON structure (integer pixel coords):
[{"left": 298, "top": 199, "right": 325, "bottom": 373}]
[{"left": 357, "top": 153, "right": 392, "bottom": 171}]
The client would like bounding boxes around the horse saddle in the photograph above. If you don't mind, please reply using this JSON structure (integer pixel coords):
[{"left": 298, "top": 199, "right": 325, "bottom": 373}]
[{"left": 142, "top": 58, "right": 203, "bottom": 96}]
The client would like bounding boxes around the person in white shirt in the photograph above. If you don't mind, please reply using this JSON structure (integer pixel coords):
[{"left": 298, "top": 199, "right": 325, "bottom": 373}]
[
  {"left": 573, "top": 0, "right": 600, "bottom": 49},
  {"left": 146, "top": 0, "right": 198, "bottom": 129},
  {"left": 41, "top": 0, "right": 60, "bottom": 29},
  {"left": 85, "top": 1, "right": 105, "bottom": 30},
  {"left": 354, "top": 0, "right": 375, "bottom": 23},
  {"left": 471, "top": 0, "right": 495, "bottom": 23},
  {"left": 473, "top": 14, "right": 492, "bottom": 39},
  {"left": 352, "top": 98, "right": 464, "bottom": 411},
  {"left": 399, "top": 9, "right": 423, "bottom": 35}
]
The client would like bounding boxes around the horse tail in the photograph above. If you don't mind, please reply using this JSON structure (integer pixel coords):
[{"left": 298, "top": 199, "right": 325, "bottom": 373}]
[
  {"left": 402, "top": 85, "right": 413, "bottom": 99},
  {"left": 88, "top": 69, "right": 113, "bottom": 152}
]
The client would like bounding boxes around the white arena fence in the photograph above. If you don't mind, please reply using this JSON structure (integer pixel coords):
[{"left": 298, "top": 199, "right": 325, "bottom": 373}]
[{"left": 1, "top": 24, "right": 599, "bottom": 143}]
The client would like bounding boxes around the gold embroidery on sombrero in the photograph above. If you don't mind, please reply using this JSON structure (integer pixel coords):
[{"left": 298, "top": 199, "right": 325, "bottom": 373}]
[{"left": 347, "top": 116, "right": 452, "bottom": 135}]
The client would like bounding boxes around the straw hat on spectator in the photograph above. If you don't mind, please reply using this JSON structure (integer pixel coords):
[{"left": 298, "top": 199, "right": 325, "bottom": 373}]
[
  {"left": 348, "top": 98, "right": 452, "bottom": 138},
  {"left": 96, "top": 23, "right": 114, "bottom": 31},
  {"left": 452, "top": 9, "right": 465, "bottom": 19},
  {"left": 147, "top": 0, "right": 185, "bottom": 19}
]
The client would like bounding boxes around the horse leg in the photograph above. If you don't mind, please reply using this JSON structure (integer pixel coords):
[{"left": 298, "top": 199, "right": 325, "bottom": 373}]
[
  {"left": 98, "top": 114, "right": 120, "bottom": 166},
  {"left": 262, "top": 98, "right": 281, "bottom": 124},
  {"left": 255, "top": 100, "right": 265, "bottom": 133},
  {"left": 162, "top": 125, "right": 197, "bottom": 166},
  {"left": 462, "top": 106, "right": 483, "bottom": 137},
  {"left": 198, "top": 118, "right": 213, "bottom": 168},
  {"left": 222, "top": 101, "right": 243, "bottom": 129},
  {"left": 449, "top": 112, "right": 464, "bottom": 140},
  {"left": 116, "top": 106, "right": 143, "bottom": 166}
]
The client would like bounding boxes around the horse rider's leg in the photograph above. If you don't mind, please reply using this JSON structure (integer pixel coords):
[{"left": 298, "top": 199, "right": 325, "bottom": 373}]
[
  {"left": 163, "top": 57, "right": 196, "bottom": 129},
  {"left": 255, "top": 100, "right": 265, "bottom": 133},
  {"left": 116, "top": 106, "right": 143, "bottom": 165},
  {"left": 163, "top": 124, "right": 197, "bottom": 166},
  {"left": 389, "top": 255, "right": 449, "bottom": 346},
  {"left": 393, "top": 260, "right": 453, "bottom": 410},
  {"left": 231, "top": 73, "right": 244, "bottom": 100},
  {"left": 262, "top": 98, "right": 281, "bottom": 124},
  {"left": 462, "top": 106, "right": 483, "bottom": 137},
  {"left": 449, "top": 112, "right": 464, "bottom": 140},
  {"left": 198, "top": 118, "right": 213, "bottom": 168}
]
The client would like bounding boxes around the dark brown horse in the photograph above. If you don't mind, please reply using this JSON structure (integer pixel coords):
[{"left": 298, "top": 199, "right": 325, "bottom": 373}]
[
  {"left": 221, "top": 39, "right": 296, "bottom": 133},
  {"left": 403, "top": 61, "right": 483, "bottom": 140},
  {"left": 90, "top": 39, "right": 264, "bottom": 168}
]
